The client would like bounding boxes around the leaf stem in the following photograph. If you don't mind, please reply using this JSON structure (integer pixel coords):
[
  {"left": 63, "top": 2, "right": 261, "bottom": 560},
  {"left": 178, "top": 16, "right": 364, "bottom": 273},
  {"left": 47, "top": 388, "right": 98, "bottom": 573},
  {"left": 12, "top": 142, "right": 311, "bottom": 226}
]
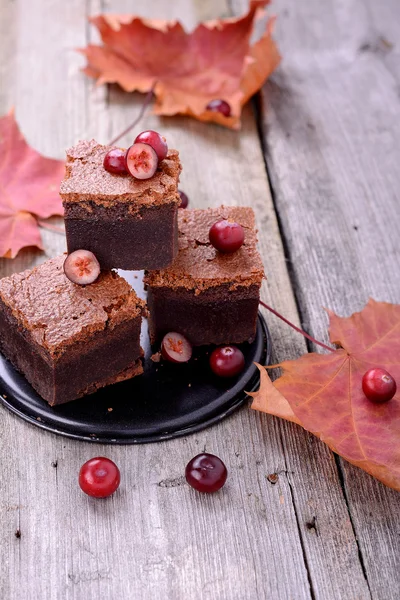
[
  {"left": 259, "top": 299, "right": 335, "bottom": 352},
  {"left": 38, "top": 220, "right": 65, "bottom": 235},
  {"left": 108, "top": 83, "right": 157, "bottom": 146}
]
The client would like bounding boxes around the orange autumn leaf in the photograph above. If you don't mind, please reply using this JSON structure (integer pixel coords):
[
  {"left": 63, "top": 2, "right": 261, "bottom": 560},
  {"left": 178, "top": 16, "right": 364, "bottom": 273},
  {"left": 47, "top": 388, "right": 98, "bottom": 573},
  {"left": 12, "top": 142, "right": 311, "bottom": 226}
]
[
  {"left": 0, "top": 110, "right": 64, "bottom": 259},
  {"left": 249, "top": 364, "right": 301, "bottom": 425},
  {"left": 250, "top": 300, "right": 400, "bottom": 491},
  {"left": 80, "top": 1, "right": 281, "bottom": 129}
]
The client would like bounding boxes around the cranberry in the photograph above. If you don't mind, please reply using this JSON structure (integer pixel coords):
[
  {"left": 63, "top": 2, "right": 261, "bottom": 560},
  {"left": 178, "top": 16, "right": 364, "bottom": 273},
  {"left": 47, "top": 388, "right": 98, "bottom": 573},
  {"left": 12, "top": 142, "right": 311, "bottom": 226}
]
[
  {"left": 178, "top": 190, "right": 189, "bottom": 209},
  {"left": 134, "top": 130, "right": 168, "bottom": 161},
  {"left": 63, "top": 250, "right": 100, "bottom": 285},
  {"left": 210, "top": 346, "right": 245, "bottom": 378},
  {"left": 209, "top": 220, "right": 244, "bottom": 253},
  {"left": 362, "top": 368, "right": 397, "bottom": 403},
  {"left": 79, "top": 457, "right": 120, "bottom": 498},
  {"left": 103, "top": 148, "right": 127, "bottom": 174},
  {"left": 185, "top": 453, "right": 227, "bottom": 493},
  {"left": 125, "top": 142, "right": 158, "bottom": 179},
  {"left": 206, "top": 99, "right": 231, "bottom": 117},
  {"left": 161, "top": 332, "right": 193, "bottom": 363}
]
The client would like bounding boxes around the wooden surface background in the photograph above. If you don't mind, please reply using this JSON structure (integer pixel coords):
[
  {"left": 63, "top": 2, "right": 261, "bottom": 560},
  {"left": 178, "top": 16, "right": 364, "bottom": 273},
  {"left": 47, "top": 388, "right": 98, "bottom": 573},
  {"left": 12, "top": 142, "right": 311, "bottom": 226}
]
[{"left": 1, "top": 0, "right": 399, "bottom": 598}]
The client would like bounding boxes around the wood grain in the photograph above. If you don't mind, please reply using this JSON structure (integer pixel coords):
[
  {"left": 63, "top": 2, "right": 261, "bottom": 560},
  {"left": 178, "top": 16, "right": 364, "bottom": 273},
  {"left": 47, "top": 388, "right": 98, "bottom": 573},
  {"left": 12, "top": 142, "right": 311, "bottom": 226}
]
[
  {"left": 1, "top": 1, "right": 313, "bottom": 599},
  {"left": 255, "top": 0, "right": 400, "bottom": 597},
  {"left": 0, "top": 0, "right": 390, "bottom": 598}
]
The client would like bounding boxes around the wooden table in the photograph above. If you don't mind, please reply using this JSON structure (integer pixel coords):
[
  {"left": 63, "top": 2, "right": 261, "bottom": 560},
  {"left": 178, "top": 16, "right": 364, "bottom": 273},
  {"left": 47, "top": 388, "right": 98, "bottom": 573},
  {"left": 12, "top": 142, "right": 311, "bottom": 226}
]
[{"left": 1, "top": 1, "right": 399, "bottom": 598}]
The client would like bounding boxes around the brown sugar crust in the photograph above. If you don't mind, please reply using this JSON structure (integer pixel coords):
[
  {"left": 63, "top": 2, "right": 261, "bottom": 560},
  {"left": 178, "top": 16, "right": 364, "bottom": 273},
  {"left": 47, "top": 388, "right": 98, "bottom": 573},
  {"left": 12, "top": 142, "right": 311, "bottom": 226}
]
[
  {"left": 0, "top": 256, "right": 146, "bottom": 358},
  {"left": 60, "top": 139, "right": 181, "bottom": 210},
  {"left": 144, "top": 206, "right": 265, "bottom": 292}
]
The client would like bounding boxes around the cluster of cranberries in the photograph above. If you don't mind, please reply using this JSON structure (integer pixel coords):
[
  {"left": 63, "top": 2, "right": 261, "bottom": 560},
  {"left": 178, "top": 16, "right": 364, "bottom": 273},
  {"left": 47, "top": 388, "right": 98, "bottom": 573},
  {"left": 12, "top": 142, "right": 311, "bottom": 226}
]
[
  {"left": 79, "top": 452, "right": 227, "bottom": 498},
  {"left": 104, "top": 129, "right": 190, "bottom": 209},
  {"left": 103, "top": 130, "right": 168, "bottom": 180}
]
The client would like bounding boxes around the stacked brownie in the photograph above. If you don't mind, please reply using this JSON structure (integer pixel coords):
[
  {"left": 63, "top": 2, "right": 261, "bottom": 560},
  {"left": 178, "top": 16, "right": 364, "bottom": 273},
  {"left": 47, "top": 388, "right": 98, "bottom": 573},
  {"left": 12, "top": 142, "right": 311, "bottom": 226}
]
[
  {"left": 60, "top": 140, "right": 182, "bottom": 270},
  {"left": 0, "top": 137, "right": 264, "bottom": 407},
  {"left": 144, "top": 207, "right": 264, "bottom": 346}
]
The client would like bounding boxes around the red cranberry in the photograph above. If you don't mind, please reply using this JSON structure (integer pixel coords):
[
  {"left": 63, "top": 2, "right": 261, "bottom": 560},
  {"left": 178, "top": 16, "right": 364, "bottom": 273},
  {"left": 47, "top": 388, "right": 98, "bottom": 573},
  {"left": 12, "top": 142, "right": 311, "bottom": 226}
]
[
  {"left": 206, "top": 99, "right": 231, "bottom": 117},
  {"left": 362, "top": 368, "right": 397, "bottom": 403},
  {"left": 134, "top": 130, "right": 168, "bottom": 161},
  {"left": 209, "top": 346, "right": 245, "bottom": 378},
  {"left": 209, "top": 220, "right": 245, "bottom": 253},
  {"left": 63, "top": 250, "right": 100, "bottom": 285},
  {"left": 125, "top": 143, "right": 158, "bottom": 179},
  {"left": 103, "top": 148, "right": 127, "bottom": 174},
  {"left": 185, "top": 453, "right": 227, "bottom": 493},
  {"left": 161, "top": 332, "right": 193, "bottom": 363},
  {"left": 79, "top": 457, "right": 120, "bottom": 498},
  {"left": 178, "top": 190, "right": 189, "bottom": 209}
]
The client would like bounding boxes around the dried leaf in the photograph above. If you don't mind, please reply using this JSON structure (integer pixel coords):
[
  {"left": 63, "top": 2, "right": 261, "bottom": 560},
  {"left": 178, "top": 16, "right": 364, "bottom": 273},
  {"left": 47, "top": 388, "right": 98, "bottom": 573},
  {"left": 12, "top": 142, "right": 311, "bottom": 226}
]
[
  {"left": 0, "top": 110, "right": 64, "bottom": 258},
  {"left": 251, "top": 300, "right": 400, "bottom": 491},
  {"left": 81, "top": 1, "right": 281, "bottom": 129},
  {"left": 248, "top": 364, "right": 300, "bottom": 425}
]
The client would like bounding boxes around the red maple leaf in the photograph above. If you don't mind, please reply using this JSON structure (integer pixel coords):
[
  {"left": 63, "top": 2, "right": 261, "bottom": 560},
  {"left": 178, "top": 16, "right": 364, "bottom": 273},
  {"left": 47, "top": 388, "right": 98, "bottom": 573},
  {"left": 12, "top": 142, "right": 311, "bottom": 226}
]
[
  {"left": 0, "top": 110, "right": 65, "bottom": 259},
  {"left": 80, "top": 1, "right": 281, "bottom": 129},
  {"left": 249, "top": 300, "right": 400, "bottom": 491}
]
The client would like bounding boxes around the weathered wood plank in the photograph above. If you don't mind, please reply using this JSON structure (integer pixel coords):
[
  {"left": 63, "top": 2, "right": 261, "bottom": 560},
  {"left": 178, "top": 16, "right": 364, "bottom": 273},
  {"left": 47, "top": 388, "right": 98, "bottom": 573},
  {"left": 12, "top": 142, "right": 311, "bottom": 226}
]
[
  {"left": 0, "top": 1, "right": 312, "bottom": 599},
  {"left": 74, "top": 0, "right": 374, "bottom": 596},
  {"left": 0, "top": 0, "right": 376, "bottom": 599},
  {"left": 256, "top": 0, "right": 400, "bottom": 597}
]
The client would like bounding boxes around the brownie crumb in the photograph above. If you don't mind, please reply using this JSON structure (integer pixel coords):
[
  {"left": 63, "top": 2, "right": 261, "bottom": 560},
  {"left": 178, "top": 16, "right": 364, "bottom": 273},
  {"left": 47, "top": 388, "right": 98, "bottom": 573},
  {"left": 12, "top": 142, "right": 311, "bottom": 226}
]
[{"left": 151, "top": 352, "right": 161, "bottom": 363}]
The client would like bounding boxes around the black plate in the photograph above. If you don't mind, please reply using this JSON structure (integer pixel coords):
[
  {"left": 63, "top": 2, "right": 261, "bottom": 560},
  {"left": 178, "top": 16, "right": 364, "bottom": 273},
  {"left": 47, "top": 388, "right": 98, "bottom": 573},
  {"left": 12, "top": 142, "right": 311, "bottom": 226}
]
[{"left": 0, "top": 272, "right": 271, "bottom": 444}]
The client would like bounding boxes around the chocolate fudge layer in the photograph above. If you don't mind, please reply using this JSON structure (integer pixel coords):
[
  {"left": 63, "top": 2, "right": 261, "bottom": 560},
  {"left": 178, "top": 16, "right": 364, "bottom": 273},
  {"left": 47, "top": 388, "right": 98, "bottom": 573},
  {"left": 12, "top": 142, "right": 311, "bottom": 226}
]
[
  {"left": 144, "top": 207, "right": 264, "bottom": 346},
  {"left": 60, "top": 140, "right": 182, "bottom": 270},
  {"left": 0, "top": 256, "right": 146, "bottom": 406}
]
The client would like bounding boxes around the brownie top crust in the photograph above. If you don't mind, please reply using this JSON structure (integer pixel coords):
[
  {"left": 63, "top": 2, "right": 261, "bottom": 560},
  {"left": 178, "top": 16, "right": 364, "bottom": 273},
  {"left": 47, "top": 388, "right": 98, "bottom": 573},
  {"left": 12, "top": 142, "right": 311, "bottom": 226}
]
[
  {"left": 0, "top": 256, "right": 145, "bottom": 358},
  {"left": 59, "top": 139, "right": 181, "bottom": 208},
  {"left": 144, "top": 206, "right": 265, "bottom": 292}
]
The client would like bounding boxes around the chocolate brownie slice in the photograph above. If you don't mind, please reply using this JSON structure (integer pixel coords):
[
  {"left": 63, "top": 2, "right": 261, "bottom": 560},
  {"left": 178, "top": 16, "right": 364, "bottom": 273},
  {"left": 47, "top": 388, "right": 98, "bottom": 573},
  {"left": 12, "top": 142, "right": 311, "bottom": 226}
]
[
  {"left": 60, "top": 140, "right": 182, "bottom": 270},
  {"left": 144, "top": 206, "right": 264, "bottom": 346},
  {"left": 0, "top": 256, "right": 145, "bottom": 406}
]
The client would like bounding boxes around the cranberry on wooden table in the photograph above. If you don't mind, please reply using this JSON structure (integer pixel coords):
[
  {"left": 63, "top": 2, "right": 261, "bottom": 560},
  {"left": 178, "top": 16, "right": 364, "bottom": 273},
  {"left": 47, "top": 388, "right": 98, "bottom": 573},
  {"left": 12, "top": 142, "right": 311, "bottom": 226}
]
[
  {"left": 79, "top": 457, "right": 120, "bottom": 498},
  {"left": 362, "top": 368, "right": 397, "bottom": 403},
  {"left": 185, "top": 453, "right": 228, "bottom": 493}
]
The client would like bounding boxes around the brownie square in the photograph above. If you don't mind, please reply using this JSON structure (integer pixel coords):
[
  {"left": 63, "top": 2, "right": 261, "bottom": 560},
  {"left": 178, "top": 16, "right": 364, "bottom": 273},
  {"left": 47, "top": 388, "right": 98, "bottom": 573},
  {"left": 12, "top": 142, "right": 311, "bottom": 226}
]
[
  {"left": 60, "top": 140, "right": 182, "bottom": 270},
  {"left": 144, "top": 206, "right": 265, "bottom": 346},
  {"left": 0, "top": 256, "right": 146, "bottom": 406}
]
